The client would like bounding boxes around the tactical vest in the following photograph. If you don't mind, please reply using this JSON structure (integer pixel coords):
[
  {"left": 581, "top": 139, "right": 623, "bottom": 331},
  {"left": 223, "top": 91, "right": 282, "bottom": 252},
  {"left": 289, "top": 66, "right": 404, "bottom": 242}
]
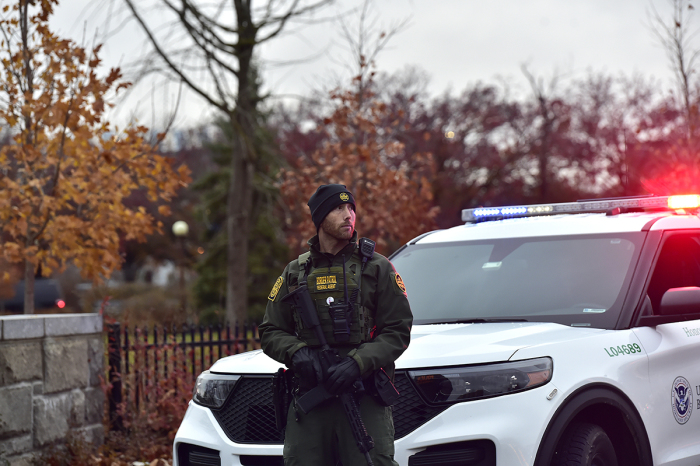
[{"left": 290, "top": 252, "right": 374, "bottom": 347}]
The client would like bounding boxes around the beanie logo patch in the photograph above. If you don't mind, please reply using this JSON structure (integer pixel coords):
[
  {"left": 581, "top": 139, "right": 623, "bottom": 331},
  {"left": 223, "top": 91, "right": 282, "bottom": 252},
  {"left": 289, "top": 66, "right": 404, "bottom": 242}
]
[
  {"left": 268, "top": 276, "right": 284, "bottom": 301},
  {"left": 340, "top": 193, "right": 350, "bottom": 202}
]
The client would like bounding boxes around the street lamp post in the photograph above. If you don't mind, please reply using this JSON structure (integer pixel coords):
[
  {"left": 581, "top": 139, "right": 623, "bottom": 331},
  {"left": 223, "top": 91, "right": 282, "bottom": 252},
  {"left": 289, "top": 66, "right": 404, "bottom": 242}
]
[{"left": 172, "top": 221, "right": 189, "bottom": 319}]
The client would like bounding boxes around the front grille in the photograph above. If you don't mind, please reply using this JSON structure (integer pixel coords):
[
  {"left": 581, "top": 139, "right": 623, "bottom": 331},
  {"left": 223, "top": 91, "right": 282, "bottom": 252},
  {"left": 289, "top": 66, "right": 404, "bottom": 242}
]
[
  {"left": 176, "top": 443, "right": 221, "bottom": 466},
  {"left": 213, "top": 376, "right": 283, "bottom": 444},
  {"left": 408, "top": 440, "right": 496, "bottom": 466},
  {"left": 392, "top": 372, "right": 449, "bottom": 439},
  {"left": 212, "top": 371, "right": 448, "bottom": 444},
  {"left": 240, "top": 456, "right": 284, "bottom": 466}
]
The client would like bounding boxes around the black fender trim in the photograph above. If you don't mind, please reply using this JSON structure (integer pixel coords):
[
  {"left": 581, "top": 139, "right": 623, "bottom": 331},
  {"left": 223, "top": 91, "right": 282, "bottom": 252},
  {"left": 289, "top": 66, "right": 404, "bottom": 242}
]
[{"left": 534, "top": 384, "right": 652, "bottom": 466}]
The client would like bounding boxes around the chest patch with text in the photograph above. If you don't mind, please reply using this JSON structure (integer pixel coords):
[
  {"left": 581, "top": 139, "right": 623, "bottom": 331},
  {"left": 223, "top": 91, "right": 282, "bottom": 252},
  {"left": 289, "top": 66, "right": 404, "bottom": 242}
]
[{"left": 315, "top": 275, "right": 338, "bottom": 290}]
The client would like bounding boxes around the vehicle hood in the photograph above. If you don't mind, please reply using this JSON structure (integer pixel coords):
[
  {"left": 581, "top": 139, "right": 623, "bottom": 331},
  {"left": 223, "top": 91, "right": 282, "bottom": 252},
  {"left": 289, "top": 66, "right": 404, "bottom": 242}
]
[
  {"left": 208, "top": 322, "right": 605, "bottom": 374},
  {"left": 209, "top": 348, "right": 284, "bottom": 374},
  {"left": 396, "top": 322, "right": 605, "bottom": 369}
]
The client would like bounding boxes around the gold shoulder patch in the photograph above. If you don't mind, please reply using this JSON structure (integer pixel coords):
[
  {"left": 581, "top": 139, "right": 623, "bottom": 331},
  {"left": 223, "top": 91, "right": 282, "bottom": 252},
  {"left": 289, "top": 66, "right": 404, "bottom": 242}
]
[
  {"left": 392, "top": 272, "right": 407, "bottom": 296},
  {"left": 395, "top": 273, "right": 406, "bottom": 293},
  {"left": 268, "top": 276, "right": 284, "bottom": 301}
]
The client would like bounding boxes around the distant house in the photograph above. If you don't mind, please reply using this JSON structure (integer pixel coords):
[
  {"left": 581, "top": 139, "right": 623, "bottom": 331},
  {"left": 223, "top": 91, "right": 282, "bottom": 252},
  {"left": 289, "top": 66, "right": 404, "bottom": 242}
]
[{"left": 136, "top": 257, "right": 177, "bottom": 286}]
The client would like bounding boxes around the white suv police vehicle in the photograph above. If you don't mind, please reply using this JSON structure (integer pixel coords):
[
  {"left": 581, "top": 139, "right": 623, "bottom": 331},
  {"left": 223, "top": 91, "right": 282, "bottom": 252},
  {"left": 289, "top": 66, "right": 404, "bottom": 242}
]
[{"left": 174, "top": 195, "right": 700, "bottom": 466}]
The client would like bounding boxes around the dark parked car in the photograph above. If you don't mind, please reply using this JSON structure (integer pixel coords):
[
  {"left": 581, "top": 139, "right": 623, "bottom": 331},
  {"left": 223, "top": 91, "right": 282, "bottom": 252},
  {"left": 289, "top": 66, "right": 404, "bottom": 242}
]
[{"left": 0, "top": 279, "right": 64, "bottom": 312}]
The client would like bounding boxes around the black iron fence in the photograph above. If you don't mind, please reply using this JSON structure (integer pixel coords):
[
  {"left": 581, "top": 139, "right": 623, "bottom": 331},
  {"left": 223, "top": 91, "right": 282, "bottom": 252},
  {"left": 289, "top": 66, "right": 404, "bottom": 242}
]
[{"left": 106, "top": 322, "right": 260, "bottom": 429}]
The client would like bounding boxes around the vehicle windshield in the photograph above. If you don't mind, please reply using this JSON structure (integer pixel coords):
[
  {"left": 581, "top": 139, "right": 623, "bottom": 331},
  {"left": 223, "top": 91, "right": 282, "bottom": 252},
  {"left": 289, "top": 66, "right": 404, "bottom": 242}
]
[{"left": 392, "top": 233, "right": 644, "bottom": 328}]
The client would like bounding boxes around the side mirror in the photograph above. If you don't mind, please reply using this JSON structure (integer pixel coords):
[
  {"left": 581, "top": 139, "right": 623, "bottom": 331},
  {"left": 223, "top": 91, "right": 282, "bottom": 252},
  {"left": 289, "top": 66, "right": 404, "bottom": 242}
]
[{"left": 659, "top": 287, "right": 700, "bottom": 315}]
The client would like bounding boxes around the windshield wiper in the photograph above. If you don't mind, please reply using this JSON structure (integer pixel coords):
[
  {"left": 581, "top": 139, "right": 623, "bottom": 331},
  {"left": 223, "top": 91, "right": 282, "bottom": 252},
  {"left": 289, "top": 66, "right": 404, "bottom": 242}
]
[{"left": 425, "top": 318, "right": 529, "bottom": 325}]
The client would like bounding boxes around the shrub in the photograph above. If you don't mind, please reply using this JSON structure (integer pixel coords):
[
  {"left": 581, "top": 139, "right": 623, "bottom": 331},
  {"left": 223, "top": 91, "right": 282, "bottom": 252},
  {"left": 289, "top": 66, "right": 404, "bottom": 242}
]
[
  {"left": 80, "top": 283, "right": 191, "bottom": 327},
  {"left": 105, "top": 330, "right": 194, "bottom": 463}
]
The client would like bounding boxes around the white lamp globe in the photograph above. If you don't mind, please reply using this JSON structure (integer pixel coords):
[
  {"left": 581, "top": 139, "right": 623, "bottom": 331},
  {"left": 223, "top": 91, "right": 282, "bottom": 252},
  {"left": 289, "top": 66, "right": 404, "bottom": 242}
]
[{"left": 172, "top": 220, "right": 189, "bottom": 237}]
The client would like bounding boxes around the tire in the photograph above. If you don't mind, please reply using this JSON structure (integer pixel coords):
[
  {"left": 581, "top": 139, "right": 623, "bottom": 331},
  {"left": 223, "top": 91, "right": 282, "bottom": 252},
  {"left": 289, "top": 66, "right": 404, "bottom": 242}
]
[{"left": 553, "top": 422, "right": 619, "bottom": 466}]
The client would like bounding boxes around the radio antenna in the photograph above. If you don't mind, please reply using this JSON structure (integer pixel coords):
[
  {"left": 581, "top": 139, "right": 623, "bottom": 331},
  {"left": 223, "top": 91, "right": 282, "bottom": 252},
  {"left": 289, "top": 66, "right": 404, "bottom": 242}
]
[{"left": 342, "top": 254, "right": 349, "bottom": 303}]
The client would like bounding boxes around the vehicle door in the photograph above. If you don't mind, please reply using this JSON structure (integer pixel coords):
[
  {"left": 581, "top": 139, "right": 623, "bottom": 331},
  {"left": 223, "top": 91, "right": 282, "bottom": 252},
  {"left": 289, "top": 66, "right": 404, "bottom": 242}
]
[{"left": 633, "top": 232, "right": 700, "bottom": 465}]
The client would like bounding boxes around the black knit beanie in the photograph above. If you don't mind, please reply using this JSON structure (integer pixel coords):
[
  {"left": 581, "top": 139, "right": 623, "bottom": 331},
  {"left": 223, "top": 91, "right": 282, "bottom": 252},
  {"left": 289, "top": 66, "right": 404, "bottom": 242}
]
[{"left": 307, "top": 184, "right": 356, "bottom": 230}]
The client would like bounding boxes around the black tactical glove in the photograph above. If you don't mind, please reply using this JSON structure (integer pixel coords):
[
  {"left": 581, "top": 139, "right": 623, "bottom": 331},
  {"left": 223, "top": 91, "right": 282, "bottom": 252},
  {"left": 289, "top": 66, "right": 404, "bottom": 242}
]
[
  {"left": 324, "top": 357, "right": 361, "bottom": 395},
  {"left": 290, "top": 347, "right": 323, "bottom": 389}
]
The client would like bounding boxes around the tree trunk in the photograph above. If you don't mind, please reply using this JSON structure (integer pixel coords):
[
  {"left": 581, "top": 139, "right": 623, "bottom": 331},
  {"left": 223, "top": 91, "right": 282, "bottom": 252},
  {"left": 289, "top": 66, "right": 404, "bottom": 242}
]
[
  {"left": 226, "top": 143, "right": 254, "bottom": 325},
  {"left": 23, "top": 260, "right": 35, "bottom": 315},
  {"left": 225, "top": 2, "right": 257, "bottom": 325}
]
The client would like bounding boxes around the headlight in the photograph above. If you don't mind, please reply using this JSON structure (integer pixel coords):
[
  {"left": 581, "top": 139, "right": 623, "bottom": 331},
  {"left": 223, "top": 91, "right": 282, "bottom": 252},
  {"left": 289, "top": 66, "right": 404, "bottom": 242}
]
[
  {"left": 408, "top": 357, "right": 552, "bottom": 404},
  {"left": 192, "top": 371, "right": 240, "bottom": 408}
]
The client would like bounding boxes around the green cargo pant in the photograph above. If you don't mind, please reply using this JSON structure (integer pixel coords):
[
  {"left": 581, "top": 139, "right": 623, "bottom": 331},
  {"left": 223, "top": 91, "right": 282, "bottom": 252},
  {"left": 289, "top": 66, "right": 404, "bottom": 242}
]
[{"left": 283, "top": 394, "right": 399, "bottom": 466}]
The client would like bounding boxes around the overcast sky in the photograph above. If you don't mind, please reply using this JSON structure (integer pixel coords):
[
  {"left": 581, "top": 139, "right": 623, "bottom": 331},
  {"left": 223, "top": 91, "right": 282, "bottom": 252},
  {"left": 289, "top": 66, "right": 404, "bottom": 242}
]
[{"left": 50, "top": 0, "right": 684, "bottom": 128}]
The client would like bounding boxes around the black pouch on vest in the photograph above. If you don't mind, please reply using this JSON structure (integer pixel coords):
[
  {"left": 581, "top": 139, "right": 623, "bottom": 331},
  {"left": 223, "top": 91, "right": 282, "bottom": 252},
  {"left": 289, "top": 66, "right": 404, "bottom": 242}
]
[
  {"left": 272, "top": 368, "right": 292, "bottom": 431},
  {"left": 369, "top": 368, "right": 400, "bottom": 407}
]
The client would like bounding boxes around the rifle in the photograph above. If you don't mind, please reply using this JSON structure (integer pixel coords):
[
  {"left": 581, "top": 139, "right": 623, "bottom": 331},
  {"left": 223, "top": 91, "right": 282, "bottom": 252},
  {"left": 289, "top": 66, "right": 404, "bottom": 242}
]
[{"left": 281, "top": 283, "right": 375, "bottom": 466}]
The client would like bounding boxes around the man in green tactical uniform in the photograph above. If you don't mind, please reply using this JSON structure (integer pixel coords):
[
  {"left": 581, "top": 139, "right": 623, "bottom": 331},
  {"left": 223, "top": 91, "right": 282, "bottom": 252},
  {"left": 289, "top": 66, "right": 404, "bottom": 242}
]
[{"left": 259, "top": 184, "right": 412, "bottom": 466}]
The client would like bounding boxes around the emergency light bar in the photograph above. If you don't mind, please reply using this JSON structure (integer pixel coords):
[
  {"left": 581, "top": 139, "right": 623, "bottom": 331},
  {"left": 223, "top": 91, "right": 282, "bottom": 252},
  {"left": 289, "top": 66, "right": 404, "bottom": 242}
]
[{"left": 462, "top": 195, "right": 700, "bottom": 223}]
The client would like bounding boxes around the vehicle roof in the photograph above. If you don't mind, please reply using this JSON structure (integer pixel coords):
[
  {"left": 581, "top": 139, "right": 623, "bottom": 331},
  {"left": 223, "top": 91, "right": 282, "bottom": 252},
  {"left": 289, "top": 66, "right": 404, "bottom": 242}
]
[{"left": 416, "top": 212, "right": 700, "bottom": 243}]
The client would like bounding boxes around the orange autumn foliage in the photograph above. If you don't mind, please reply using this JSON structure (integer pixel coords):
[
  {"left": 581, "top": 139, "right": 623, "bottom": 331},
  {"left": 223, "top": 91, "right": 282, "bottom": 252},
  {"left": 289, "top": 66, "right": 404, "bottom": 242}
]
[
  {"left": 0, "top": 1, "right": 191, "bottom": 292},
  {"left": 279, "top": 81, "right": 438, "bottom": 256}
]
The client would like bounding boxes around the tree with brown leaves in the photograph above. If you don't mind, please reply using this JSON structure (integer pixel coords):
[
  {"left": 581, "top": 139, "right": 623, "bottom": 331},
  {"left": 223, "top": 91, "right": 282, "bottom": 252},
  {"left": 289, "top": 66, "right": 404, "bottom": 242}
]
[
  {"left": 0, "top": 0, "right": 190, "bottom": 313},
  {"left": 279, "top": 76, "right": 438, "bottom": 257}
]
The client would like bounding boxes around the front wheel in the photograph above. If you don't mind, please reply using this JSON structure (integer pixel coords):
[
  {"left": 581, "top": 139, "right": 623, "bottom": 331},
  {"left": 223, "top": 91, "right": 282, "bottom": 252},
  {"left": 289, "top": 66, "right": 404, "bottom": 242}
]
[{"left": 553, "top": 422, "right": 618, "bottom": 466}]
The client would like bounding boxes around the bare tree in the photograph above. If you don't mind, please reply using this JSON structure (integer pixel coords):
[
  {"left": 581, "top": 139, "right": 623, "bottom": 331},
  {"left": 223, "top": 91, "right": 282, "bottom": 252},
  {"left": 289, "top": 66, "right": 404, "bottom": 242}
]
[
  {"left": 521, "top": 65, "right": 565, "bottom": 202},
  {"left": 120, "top": 0, "right": 336, "bottom": 325},
  {"left": 334, "top": 0, "right": 409, "bottom": 103},
  {"left": 650, "top": 0, "right": 700, "bottom": 143}
]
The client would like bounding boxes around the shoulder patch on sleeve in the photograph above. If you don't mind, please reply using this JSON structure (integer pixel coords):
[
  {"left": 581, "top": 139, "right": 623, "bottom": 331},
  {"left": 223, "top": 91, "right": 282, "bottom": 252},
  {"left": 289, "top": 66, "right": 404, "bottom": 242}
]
[
  {"left": 268, "top": 276, "right": 284, "bottom": 301},
  {"left": 391, "top": 272, "right": 407, "bottom": 296}
]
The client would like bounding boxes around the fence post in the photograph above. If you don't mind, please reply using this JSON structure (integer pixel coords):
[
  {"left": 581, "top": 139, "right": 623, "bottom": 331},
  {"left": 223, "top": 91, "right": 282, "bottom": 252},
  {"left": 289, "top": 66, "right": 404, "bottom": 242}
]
[
  {"left": 163, "top": 325, "right": 169, "bottom": 379},
  {"left": 217, "top": 324, "right": 223, "bottom": 361},
  {"left": 107, "top": 323, "right": 124, "bottom": 431},
  {"left": 208, "top": 325, "right": 214, "bottom": 367},
  {"left": 243, "top": 321, "right": 249, "bottom": 351},
  {"left": 199, "top": 325, "right": 205, "bottom": 373},
  {"left": 154, "top": 325, "right": 160, "bottom": 386},
  {"left": 181, "top": 324, "right": 187, "bottom": 376},
  {"left": 190, "top": 325, "right": 196, "bottom": 381},
  {"left": 234, "top": 321, "right": 240, "bottom": 354},
  {"left": 135, "top": 326, "right": 141, "bottom": 410}
]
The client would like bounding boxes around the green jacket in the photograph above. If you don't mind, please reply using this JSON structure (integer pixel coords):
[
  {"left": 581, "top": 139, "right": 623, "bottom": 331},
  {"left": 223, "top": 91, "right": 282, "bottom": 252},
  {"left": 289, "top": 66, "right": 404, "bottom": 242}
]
[{"left": 259, "top": 233, "right": 412, "bottom": 379}]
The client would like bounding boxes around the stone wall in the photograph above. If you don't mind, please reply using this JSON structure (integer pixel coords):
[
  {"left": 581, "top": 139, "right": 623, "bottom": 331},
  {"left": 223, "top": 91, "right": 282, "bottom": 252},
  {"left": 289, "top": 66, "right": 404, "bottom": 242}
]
[{"left": 0, "top": 314, "right": 104, "bottom": 465}]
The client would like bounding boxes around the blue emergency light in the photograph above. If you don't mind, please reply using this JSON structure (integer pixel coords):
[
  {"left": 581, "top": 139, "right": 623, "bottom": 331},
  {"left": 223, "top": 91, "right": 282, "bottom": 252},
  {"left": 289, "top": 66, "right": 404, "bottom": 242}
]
[{"left": 462, "top": 195, "right": 700, "bottom": 223}]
